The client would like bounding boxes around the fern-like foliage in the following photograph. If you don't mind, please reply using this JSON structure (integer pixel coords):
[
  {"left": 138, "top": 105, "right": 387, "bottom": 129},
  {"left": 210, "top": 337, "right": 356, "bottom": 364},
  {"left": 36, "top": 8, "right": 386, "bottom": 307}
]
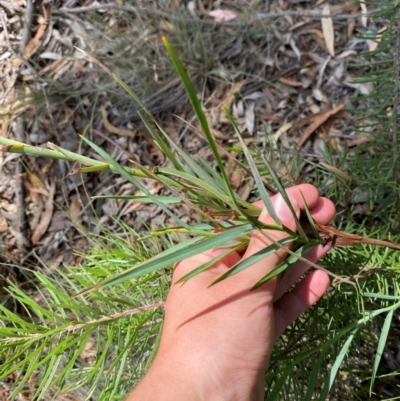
[{"left": 0, "top": 223, "right": 169, "bottom": 400}]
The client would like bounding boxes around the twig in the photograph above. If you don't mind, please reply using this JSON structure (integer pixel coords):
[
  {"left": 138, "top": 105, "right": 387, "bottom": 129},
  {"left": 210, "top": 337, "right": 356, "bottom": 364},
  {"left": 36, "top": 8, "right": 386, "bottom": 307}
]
[
  {"left": 13, "top": 0, "right": 35, "bottom": 259},
  {"left": 0, "top": 1, "right": 23, "bottom": 13},
  {"left": 55, "top": 3, "right": 380, "bottom": 22},
  {"left": 4, "top": 301, "right": 165, "bottom": 343},
  {"left": 254, "top": 9, "right": 380, "bottom": 21},
  {"left": 393, "top": 19, "right": 400, "bottom": 215},
  {"left": 19, "top": 0, "right": 34, "bottom": 52},
  {"left": 0, "top": 68, "right": 17, "bottom": 105},
  {"left": 13, "top": 118, "right": 28, "bottom": 259},
  {"left": 0, "top": 11, "right": 14, "bottom": 53}
]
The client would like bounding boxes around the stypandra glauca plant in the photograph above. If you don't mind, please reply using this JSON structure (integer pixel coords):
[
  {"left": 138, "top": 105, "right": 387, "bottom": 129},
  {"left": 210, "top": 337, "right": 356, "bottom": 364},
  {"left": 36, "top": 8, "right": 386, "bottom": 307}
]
[
  {"left": 1, "top": 28, "right": 400, "bottom": 399},
  {"left": 1, "top": 37, "right": 400, "bottom": 295}
]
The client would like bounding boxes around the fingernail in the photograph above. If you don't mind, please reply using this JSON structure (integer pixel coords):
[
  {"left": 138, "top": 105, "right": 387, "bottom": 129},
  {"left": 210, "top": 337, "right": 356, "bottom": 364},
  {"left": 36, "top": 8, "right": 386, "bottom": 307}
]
[{"left": 273, "top": 194, "right": 299, "bottom": 222}]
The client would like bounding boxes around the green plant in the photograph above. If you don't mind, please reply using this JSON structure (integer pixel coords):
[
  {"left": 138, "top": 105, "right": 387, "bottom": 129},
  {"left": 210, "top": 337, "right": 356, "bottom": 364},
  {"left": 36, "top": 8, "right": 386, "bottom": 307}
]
[{"left": 1, "top": 3, "right": 400, "bottom": 400}]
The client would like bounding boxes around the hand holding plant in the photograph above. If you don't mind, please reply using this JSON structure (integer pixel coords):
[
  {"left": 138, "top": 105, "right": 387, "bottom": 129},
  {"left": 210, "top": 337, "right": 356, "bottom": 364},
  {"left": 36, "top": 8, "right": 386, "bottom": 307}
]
[{"left": 129, "top": 184, "right": 335, "bottom": 401}]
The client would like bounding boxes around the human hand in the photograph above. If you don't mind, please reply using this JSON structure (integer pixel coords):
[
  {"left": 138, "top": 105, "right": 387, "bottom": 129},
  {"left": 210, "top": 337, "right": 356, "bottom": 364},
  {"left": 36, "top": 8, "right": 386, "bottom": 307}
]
[{"left": 129, "top": 184, "right": 336, "bottom": 401}]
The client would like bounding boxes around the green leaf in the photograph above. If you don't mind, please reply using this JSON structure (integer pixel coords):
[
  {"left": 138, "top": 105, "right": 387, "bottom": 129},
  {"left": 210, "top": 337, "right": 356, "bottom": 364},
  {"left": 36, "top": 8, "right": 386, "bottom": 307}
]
[
  {"left": 265, "top": 365, "right": 293, "bottom": 401},
  {"left": 80, "top": 135, "right": 190, "bottom": 229},
  {"left": 211, "top": 237, "right": 294, "bottom": 286},
  {"left": 304, "top": 350, "right": 327, "bottom": 401},
  {"left": 155, "top": 122, "right": 227, "bottom": 193},
  {"left": 263, "top": 156, "right": 307, "bottom": 239},
  {"left": 74, "top": 223, "right": 254, "bottom": 295},
  {"left": 223, "top": 106, "right": 282, "bottom": 227},
  {"left": 175, "top": 244, "right": 245, "bottom": 284},
  {"left": 138, "top": 111, "right": 185, "bottom": 172},
  {"left": 370, "top": 308, "right": 394, "bottom": 394},
  {"left": 251, "top": 244, "right": 314, "bottom": 290},
  {"left": 299, "top": 190, "right": 322, "bottom": 241},
  {"left": 162, "top": 36, "right": 245, "bottom": 218},
  {"left": 361, "top": 293, "right": 400, "bottom": 300},
  {"left": 318, "top": 330, "right": 357, "bottom": 400}
]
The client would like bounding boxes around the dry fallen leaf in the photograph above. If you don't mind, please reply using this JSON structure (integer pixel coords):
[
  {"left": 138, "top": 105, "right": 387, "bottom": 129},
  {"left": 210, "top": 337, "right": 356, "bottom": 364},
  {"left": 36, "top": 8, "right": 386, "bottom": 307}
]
[
  {"left": 101, "top": 107, "right": 136, "bottom": 137},
  {"left": 12, "top": 5, "right": 48, "bottom": 68},
  {"left": 31, "top": 180, "right": 55, "bottom": 246},
  {"left": 245, "top": 102, "right": 255, "bottom": 134},
  {"left": 27, "top": 173, "right": 49, "bottom": 197},
  {"left": 222, "top": 81, "right": 246, "bottom": 110},
  {"left": 319, "top": 162, "right": 353, "bottom": 182},
  {"left": 230, "top": 169, "right": 244, "bottom": 191},
  {"left": 360, "top": 2, "right": 368, "bottom": 28},
  {"left": 271, "top": 122, "right": 293, "bottom": 149},
  {"left": 321, "top": 4, "right": 335, "bottom": 57},
  {"left": 0, "top": 214, "right": 8, "bottom": 233},
  {"left": 297, "top": 104, "right": 345, "bottom": 147},
  {"left": 237, "top": 177, "right": 254, "bottom": 202},
  {"left": 69, "top": 193, "right": 82, "bottom": 224},
  {"left": 278, "top": 77, "right": 304, "bottom": 87},
  {"left": 209, "top": 9, "right": 237, "bottom": 23}
]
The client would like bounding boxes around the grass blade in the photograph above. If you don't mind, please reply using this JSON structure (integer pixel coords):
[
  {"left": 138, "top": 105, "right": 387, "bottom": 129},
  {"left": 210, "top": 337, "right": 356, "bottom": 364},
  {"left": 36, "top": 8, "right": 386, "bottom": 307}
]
[
  {"left": 370, "top": 308, "right": 394, "bottom": 394},
  {"left": 265, "top": 365, "right": 293, "bottom": 401},
  {"left": 318, "top": 330, "right": 357, "bottom": 400},
  {"left": 138, "top": 111, "right": 185, "bottom": 172},
  {"left": 304, "top": 350, "right": 327, "bottom": 401},
  {"left": 299, "top": 190, "right": 322, "bottom": 241},
  {"left": 155, "top": 123, "right": 227, "bottom": 193}
]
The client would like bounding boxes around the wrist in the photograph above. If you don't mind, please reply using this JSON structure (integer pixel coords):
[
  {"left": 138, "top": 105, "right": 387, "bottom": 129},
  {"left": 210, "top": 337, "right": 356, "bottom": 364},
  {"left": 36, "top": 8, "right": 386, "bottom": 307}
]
[{"left": 131, "top": 345, "right": 264, "bottom": 401}]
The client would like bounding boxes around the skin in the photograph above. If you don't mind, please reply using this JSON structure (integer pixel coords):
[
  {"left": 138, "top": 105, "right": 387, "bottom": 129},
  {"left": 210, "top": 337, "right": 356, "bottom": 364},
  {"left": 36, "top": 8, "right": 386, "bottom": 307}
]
[{"left": 128, "top": 184, "right": 336, "bottom": 401}]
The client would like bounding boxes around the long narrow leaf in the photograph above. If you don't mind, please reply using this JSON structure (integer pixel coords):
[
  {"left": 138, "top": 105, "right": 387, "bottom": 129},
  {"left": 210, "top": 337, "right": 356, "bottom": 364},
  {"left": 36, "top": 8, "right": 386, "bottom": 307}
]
[
  {"left": 304, "top": 350, "right": 327, "bottom": 401},
  {"left": 223, "top": 106, "right": 282, "bottom": 226},
  {"left": 263, "top": 156, "right": 307, "bottom": 239},
  {"left": 211, "top": 237, "right": 293, "bottom": 286},
  {"left": 73, "top": 223, "right": 254, "bottom": 296},
  {"left": 156, "top": 123, "right": 227, "bottom": 193},
  {"left": 175, "top": 244, "right": 245, "bottom": 284},
  {"left": 80, "top": 135, "right": 189, "bottom": 229},
  {"left": 138, "top": 112, "right": 185, "bottom": 172},
  {"left": 318, "top": 330, "right": 357, "bottom": 400},
  {"left": 162, "top": 36, "right": 244, "bottom": 217},
  {"left": 299, "top": 190, "right": 322, "bottom": 241},
  {"left": 251, "top": 244, "right": 314, "bottom": 290},
  {"left": 370, "top": 308, "right": 394, "bottom": 394}
]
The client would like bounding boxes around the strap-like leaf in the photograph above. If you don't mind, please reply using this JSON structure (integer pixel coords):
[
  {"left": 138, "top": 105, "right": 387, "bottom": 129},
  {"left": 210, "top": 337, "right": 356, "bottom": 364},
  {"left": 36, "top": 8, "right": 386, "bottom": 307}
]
[
  {"left": 211, "top": 237, "right": 294, "bottom": 286},
  {"left": 263, "top": 156, "right": 307, "bottom": 239},
  {"left": 73, "top": 223, "right": 254, "bottom": 297},
  {"left": 80, "top": 135, "right": 190, "bottom": 229},
  {"left": 251, "top": 244, "right": 314, "bottom": 290},
  {"left": 318, "top": 330, "right": 357, "bottom": 400},
  {"left": 175, "top": 244, "right": 245, "bottom": 284},
  {"left": 299, "top": 190, "right": 322, "bottom": 241},
  {"left": 370, "top": 309, "right": 394, "bottom": 393},
  {"left": 162, "top": 36, "right": 247, "bottom": 219}
]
